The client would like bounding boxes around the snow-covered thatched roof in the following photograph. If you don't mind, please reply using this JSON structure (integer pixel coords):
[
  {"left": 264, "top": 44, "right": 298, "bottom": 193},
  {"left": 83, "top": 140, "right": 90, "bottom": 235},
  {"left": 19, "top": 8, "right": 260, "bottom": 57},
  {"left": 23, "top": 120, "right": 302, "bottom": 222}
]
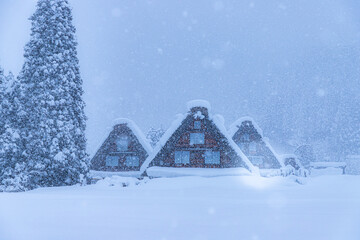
[
  {"left": 229, "top": 116, "right": 263, "bottom": 137},
  {"left": 112, "top": 118, "right": 152, "bottom": 154},
  {"left": 229, "top": 116, "right": 285, "bottom": 167},
  {"left": 140, "top": 101, "right": 257, "bottom": 175},
  {"left": 186, "top": 99, "right": 211, "bottom": 111},
  {"left": 92, "top": 118, "right": 152, "bottom": 159},
  {"left": 211, "top": 115, "right": 258, "bottom": 174}
]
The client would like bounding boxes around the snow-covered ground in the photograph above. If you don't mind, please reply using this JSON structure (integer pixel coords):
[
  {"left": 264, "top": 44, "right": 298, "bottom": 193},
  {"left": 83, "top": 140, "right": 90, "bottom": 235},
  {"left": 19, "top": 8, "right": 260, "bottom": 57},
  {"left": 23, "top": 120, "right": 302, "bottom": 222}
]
[{"left": 0, "top": 175, "right": 359, "bottom": 240}]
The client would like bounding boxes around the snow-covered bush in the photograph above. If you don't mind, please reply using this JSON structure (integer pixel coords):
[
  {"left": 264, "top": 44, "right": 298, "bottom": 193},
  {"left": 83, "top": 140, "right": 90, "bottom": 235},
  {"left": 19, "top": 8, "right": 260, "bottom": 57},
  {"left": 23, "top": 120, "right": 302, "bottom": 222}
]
[
  {"left": 0, "top": 163, "right": 28, "bottom": 192},
  {"left": 96, "top": 176, "right": 148, "bottom": 187},
  {"left": 280, "top": 165, "right": 309, "bottom": 177}
]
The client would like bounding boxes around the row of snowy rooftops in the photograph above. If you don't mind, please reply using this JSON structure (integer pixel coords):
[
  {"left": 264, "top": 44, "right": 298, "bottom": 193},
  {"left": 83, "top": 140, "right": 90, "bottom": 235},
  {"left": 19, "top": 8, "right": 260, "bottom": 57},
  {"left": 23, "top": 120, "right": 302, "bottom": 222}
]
[{"left": 90, "top": 100, "right": 296, "bottom": 178}]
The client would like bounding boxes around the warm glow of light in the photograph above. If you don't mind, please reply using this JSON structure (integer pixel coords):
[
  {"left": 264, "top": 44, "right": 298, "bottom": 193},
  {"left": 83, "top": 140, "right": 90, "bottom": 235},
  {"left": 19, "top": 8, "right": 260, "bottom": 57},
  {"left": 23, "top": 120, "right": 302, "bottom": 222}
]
[{"left": 238, "top": 176, "right": 281, "bottom": 190}]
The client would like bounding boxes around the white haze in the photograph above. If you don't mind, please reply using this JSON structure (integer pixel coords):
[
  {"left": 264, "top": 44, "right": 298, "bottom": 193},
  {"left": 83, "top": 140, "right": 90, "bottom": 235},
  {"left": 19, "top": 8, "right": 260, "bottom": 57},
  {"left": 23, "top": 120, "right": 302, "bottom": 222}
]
[{"left": 1, "top": 0, "right": 360, "bottom": 159}]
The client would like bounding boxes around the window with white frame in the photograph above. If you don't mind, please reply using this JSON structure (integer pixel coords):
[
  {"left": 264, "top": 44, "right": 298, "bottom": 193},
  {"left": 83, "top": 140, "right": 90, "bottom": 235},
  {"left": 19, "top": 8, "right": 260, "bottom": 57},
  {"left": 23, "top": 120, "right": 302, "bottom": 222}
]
[
  {"left": 205, "top": 151, "right": 220, "bottom": 164},
  {"left": 116, "top": 135, "right": 128, "bottom": 151},
  {"left": 175, "top": 151, "right": 190, "bottom": 164},
  {"left": 190, "top": 133, "right": 204, "bottom": 145},
  {"left": 249, "top": 142, "right": 257, "bottom": 154},
  {"left": 105, "top": 155, "right": 119, "bottom": 167},
  {"left": 125, "top": 156, "right": 139, "bottom": 167},
  {"left": 238, "top": 142, "right": 246, "bottom": 151},
  {"left": 194, "top": 121, "right": 201, "bottom": 129},
  {"left": 241, "top": 133, "right": 250, "bottom": 141},
  {"left": 249, "top": 156, "right": 264, "bottom": 165}
]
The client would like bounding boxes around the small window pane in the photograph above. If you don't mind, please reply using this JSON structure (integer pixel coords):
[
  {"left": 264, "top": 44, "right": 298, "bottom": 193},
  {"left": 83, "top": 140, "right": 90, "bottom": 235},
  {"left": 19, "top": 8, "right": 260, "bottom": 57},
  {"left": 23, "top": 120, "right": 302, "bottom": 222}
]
[
  {"left": 190, "top": 133, "right": 204, "bottom": 145},
  {"left": 194, "top": 121, "right": 201, "bottom": 129},
  {"left": 249, "top": 142, "right": 257, "bottom": 154},
  {"left": 125, "top": 156, "right": 139, "bottom": 167},
  {"left": 238, "top": 142, "right": 246, "bottom": 151},
  {"left": 106, "top": 155, "right": 119, "bottom": 167},
  {"left": 116, "top": 136, "right": 128, "bottom": 151},
  {"left": 205, "top": 151, "right": 220, "bottom": 164},
  {"left": 175, "top": 151, "right": 190, "bottom": 164},
  {"left": 241, "top": 133, "right": 250, "bottom": 141},
  {"left": 249, "top": 156, "right": 264, "bottom": 165}
]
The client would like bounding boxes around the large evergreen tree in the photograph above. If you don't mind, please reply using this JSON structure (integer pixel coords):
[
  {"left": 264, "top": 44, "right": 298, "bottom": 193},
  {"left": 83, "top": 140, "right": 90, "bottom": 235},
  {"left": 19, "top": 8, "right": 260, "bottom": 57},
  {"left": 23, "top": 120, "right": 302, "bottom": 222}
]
[
  {"left": 0, "top": 65, "right": 5, "bottom": 136},
  {"left": 0, "top": 71, "right": 28, "bottom": 192},
  {"left": 18, "top": 0, "right": 88, "bottom": 188}
]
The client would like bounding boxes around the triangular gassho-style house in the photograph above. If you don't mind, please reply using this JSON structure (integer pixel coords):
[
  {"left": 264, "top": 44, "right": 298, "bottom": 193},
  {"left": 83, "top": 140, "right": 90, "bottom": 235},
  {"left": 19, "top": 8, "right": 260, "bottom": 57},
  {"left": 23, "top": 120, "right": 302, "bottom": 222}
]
[
  {"left": 91, "top": 118, "right": 152, "bottom": 175},
  {"left": 230, "top": 117, "right": 284, "bottom": 169},
  {"left": 140, "top": 100, "right": 256, "bottom": 177}
]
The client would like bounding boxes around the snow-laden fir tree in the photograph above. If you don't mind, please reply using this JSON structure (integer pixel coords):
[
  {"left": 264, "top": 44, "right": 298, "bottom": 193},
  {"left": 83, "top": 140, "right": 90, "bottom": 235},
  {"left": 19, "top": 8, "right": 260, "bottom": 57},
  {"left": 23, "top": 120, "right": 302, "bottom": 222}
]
[
  {"left": 17, "top": 0, "right": 88, "bottom": 189},
  {"left": 0, "top": 65, "right": 4, "bottom": 120},
  {"left": 0, "top": 71, "right": 28, "bottom": 192},
  {"left": 0, "top": 66, "right": 5, "bottom": 137},
  {"left": 146, "top": 127, "right": 165, "bottom": 148},
  {"left": 334, "top": 96, "right": 360, "bottom": 160}
]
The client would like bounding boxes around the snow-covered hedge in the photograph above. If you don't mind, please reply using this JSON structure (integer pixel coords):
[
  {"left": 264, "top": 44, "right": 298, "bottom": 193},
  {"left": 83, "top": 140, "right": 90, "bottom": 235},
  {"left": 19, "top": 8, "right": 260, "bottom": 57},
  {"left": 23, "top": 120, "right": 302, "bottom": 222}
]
[
  {"left": 96, "top": 176, "right": 148, "bottom": 187},
  {"left": 280, "top": 165, "right": 309, "bottom": 177}
]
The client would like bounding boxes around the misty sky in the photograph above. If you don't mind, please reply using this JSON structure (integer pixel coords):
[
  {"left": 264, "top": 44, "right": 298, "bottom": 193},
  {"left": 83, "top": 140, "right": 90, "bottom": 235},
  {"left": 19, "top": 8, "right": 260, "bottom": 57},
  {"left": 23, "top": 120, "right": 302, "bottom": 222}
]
[{"left": 1, "top": 0, "right": 360, "bottom": 157}]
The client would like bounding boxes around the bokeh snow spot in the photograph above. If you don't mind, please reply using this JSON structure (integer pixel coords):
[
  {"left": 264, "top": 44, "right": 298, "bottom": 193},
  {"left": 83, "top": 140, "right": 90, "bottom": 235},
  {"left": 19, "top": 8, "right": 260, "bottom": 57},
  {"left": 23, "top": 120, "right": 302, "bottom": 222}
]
[
  {"left": 111, "top": 8, "right": 122, "bottom": 18},
  {"left": 316, "top": 88, "right": 326, "bottom": 97},
  {"left": 208, "top": 207, "right": 216, "bottom": 215},
  {"left": 201, "top": 57, "right": 225, "bottom": 70},
  {"left": 213, "top": 1, "right": 224, "bottom": 11}
]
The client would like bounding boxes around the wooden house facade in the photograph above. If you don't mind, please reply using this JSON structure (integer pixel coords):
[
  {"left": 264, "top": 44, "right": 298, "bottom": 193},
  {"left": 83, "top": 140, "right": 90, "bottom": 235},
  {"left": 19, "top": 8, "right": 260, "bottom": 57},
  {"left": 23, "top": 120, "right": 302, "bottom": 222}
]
[
  {"left": 141, "top": 101, "right": 254, "bottom": 173},
  {"left": 91, "top": 119, "right": 152, "bottom": 172},
  {"left": 230, "top": 118, "right": 283, "bottom": 169}
]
